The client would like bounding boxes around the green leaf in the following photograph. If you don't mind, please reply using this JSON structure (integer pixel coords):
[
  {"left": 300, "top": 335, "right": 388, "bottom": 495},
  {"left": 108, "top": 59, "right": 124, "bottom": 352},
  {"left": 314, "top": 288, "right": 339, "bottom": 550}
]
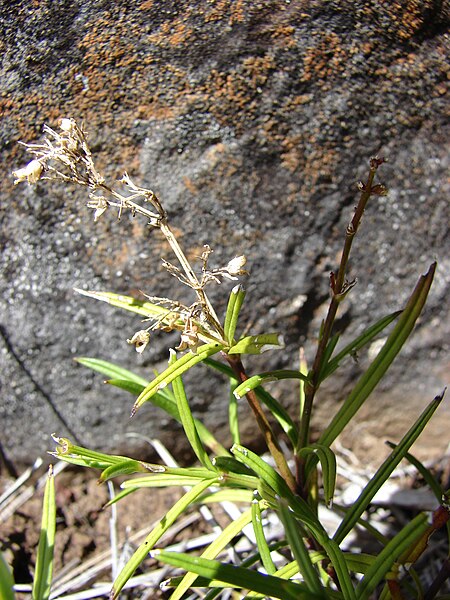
[
  {"left": 103, "top": 486, "right": 137, "bottom": 507},
  {"left": 121, "top": 473, "right": 217, "bottom": 488},
  {"left": 169, "top": 349, "right": 215, "bottom": 470},
  {"left": 333, "top": 390, "right": 444, "bottom": 545},
  {"left": 356, "top": 512, "right": 429, "bottom": 599},
  {"left": 74, "top": 356, "right": 149, "bottom": 386},
  {"left": 231, "top": 446, "right": 355, "bottom": 599},
  {"left": 169, "top": 506, "right": 256, "bottom": 600},
  {"left": 133, "top": 342, "right": 224, "bottom": 415},
  {"left": 51, "top": 437, "right": 134, "bottom": 470},
  {"left": 318, "top": 310, "right": 402, "bottom": 382},
  {"left": 74, "top": 290, "right": 218, "bottom": 344},
  {"left": 231, "top": 444, "right": 294, "bottom": 501},
  {"left": 318, "top": 333, "right": 340, "bottom": 378},
  {"left": 385, "top": 442, "right": 444, "bottom": 505},
  {"left": 105, "top": 379, "right": 145, "bottom": 395},
  {"left": 153, "top": 550, "right": 324, "bottom": 600},
  {"left": 227, "top": 376, "right": 241, "bottom": 445},
  {"left": 278, "top": 500, "right": 325, "bottom": 597},
  {"left": 98, "top": 460, "right": 147, "bottom": 483},
  {"left": 76, "top": 357, "right": 229, "bottom": 456},
  {"left": 204, "top": 357, "right": 299, "bottom": 446},
  {"left": 223, "top": 284, "right": 246, "bottom": 344},
  {"left": 121, "top": 465, "right": 216, "bottom": 485},
  {"left": 297, "top": 444, "right": 337, "bottom": 507},
  {"left": 319, "top": 263, "right": 436, "bottom": 447},
  {"left": 0, "top": 552, "right": 15, "bottom": 600},
  {"left": 252, "top": 498, "right": 277, "bottom": 575},
  {"left": 228, "top": 333, "right": 284, "bottom": 355},
  {"left": 212, "top": 455, "right": 254, "bottom": 476},
  {"left": 197, "top": 489, "right": 255, "bottom": 504},
  {"left": 74, "top": 289, "right": 185, "bottom": 326},
  {"left": 233, "top": 370, "right": 309, "bottom": 400},
  {"left": 32, "top": 466, "right": 56, "bottom": 600},
  {"left": 111, "top": 478, "right": 217, "bottom": 599}
]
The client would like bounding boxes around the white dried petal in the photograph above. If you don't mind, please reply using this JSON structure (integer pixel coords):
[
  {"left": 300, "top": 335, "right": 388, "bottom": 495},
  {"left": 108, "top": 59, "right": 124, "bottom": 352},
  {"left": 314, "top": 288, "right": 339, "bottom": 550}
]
[
  {"left": 175, "top": 325, "right": 199, "bottom": 352},
  {"left": 127, "top": 330, "right": 150, "bottom": 353},
  {"left": 225, "top": 255, "right": 247, "bottom": 276},
  {"left": 60, "top": 117, "right": 76, "bottom": 133},
  {"left": 12, "top": 159, "right": 43, "bottom": 184},
  {"left": 93, "top": 199, "right": 108, "bottom": 221}
]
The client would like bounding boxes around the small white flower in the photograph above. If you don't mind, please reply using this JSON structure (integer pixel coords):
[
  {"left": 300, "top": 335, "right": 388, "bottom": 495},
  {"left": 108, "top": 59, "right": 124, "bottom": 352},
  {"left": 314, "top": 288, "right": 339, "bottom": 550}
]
[
  {"left": 12, "top": 159, "right": 43, "bottom": 184},
  {"left": 127, "top": 330, "right": 151, "bottom": 353}
]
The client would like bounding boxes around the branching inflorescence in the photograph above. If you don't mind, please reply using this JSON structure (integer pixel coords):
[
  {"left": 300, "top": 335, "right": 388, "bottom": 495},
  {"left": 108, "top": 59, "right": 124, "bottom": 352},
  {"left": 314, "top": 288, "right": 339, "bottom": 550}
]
[{"left": 13, "top": 118, "right": 248, "bottom": 354}]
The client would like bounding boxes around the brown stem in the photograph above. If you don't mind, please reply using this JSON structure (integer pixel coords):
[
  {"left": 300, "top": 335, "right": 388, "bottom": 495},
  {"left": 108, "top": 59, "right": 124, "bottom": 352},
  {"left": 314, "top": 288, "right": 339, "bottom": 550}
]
[
  {"left": 225, "top": 354, "right": 297, "bottom": 493},
  {"left": 296, "top": 157, "right": 386, "bottom": 493}
]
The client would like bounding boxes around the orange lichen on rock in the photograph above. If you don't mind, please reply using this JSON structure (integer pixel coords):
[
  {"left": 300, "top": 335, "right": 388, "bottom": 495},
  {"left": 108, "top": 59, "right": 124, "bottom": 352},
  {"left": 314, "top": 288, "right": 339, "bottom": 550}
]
[{"left": 301, "top": 32, "right": 349, "bottom": 83}]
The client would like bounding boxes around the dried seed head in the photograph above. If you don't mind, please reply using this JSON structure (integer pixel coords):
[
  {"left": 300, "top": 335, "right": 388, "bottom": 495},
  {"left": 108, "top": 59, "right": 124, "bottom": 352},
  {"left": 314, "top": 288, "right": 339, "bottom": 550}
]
[
  {"left": 127, "top": 329, "right": 151, "bottom": 353},
  {"left": 12, "top": 159, "right": 43, "bottom": 184}
]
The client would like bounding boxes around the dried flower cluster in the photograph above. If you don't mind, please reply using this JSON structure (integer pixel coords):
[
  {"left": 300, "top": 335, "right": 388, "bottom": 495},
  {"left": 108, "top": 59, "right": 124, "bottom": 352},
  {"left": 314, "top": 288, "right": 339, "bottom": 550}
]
[{"left": 13, "top": 118, "right": 248, "bottom": 353}]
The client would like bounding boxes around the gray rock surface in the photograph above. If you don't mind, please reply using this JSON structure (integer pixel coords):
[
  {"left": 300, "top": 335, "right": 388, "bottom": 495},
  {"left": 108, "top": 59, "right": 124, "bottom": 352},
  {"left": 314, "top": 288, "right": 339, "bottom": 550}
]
[{"left": 1, "top": 0, "right": 449, "bottom": 466}]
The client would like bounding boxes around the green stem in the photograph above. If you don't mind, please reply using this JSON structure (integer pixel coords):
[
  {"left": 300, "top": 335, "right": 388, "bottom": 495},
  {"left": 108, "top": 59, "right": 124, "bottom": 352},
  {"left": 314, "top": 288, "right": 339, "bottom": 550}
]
[
  {"left": 296, "top": 157, "right": 386, "bottom": 493},
  {"left": 225, "top": 354, "right": 297, "bottom": 494}
]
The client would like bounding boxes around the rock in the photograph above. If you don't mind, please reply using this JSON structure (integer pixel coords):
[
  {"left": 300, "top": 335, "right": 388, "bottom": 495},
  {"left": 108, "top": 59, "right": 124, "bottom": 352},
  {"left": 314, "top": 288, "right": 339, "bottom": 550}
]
[{"left": 0, "top": 0, "right": 448, "bottom": 466}]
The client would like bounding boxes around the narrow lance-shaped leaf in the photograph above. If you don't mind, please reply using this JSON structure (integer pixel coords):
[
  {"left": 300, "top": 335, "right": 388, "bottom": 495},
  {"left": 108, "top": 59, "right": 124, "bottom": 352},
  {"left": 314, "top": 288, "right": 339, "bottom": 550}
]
[
  {"left": 169, "top": 505, "right": 257, "bottom": 600},
  {"left": 98, "top": 460, "right": 148, "bottom": 483},
  {"left": 121, "top": 472, "right": 218, "bottom": 489},
  {"left": 223, "top": 284, "right": 246, "bottom": 344},
  {"left": 32, "top": 465, "right": 56, "bottom": 600},
  {"left": 228, "top": 333, "right": 285, "bottom": 355},
  {"left": 319, "top": 262, "right": 436, "bottom": 447},
  {"left": 133, "top": 342, "right": 224, "bottom": 415},
  {"left": 51, "top": 436, "right": 135, "bottom": 470},
  {"left": 75, "top": 356, "right": 149, "bottom": 385},
  {"left": 333, "top": 389, "right": 445, "bottom": 545},
  {"left": 297, "top": 444, "right": 337, "bottom": 507},
  {"left": 0, "top": 553, "right": 15, "bottom": 600},
  {"left": 76, "top": 357, "right": 229, "bottom": 456},
  {"left": 356, "top": 513, "right": 430, "bottom": 600},
  {"left": 385, "top": 441, "right": 445, "bottom": 506},
  {"left": 74, "top": 289, "right": 221, "bottom": 344},
  {"left": 317, "top": 333, "right": 340, "bottom": 380},
  {"left": 152, "top": 550, "right": 323, "bottom": 600},
  {"left": 111, "top": 478, "right": 217, "bottom": 599},
  {"left": 169, "top": 349, "right": 215, "bottom": 471},
  {"left": 278, "top": 500, "right": 325, "bottom": 597},
  {"left": 229, "top": 379, "right": 241, "bottom": 445},
  {"left": 74, "top": 288, "right": 185, "bottom": 325},
  {"left": 204, "top": 357, "right": 299, "bottom": 446},
  {"left": 318, "top": 310, "right": 402, "bottom": 383},
  {"left": 252, "top": 497, "right": 277, "bottom": 575},
  {"left": 233, "top": 370, "right": 309, "bottom": 400}
]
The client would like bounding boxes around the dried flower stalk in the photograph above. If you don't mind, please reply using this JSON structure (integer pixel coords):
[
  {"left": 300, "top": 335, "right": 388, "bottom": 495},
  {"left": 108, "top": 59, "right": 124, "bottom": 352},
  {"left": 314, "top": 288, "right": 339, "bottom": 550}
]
[{"left": 13, "top": 118, "right": 248, "bottom": 352}]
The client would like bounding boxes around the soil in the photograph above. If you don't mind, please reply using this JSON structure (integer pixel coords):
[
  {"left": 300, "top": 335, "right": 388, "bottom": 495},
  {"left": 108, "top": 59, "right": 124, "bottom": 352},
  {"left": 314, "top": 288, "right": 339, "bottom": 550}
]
[
  {"left": 2, "top": 452, "right": 450, "bottom": 598},
  {"left": 1, "top": 462, "right": 188, "bottom": 598}
]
